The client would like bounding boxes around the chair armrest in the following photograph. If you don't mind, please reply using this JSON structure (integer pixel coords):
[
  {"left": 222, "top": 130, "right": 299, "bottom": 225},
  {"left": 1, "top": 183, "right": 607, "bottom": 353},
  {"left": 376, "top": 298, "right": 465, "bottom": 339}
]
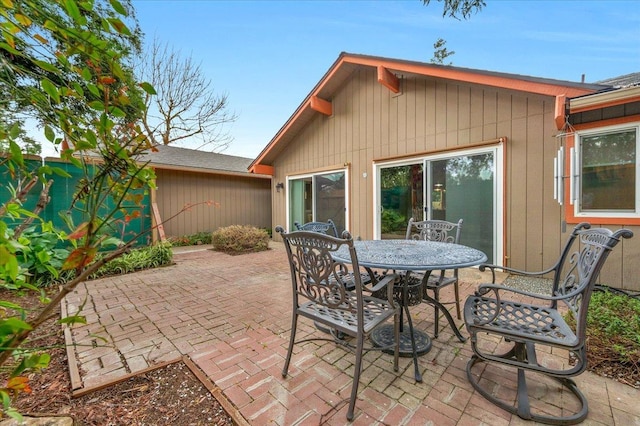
[
  {"left": 475, "top": 283, "right": 556, "bottom": 301},
  {"left": 479, "top": 263, "right": 558, "bottom": 284},
  {"left": 368, "top": 273, "right": 399, "bottom": 305},
  {"left": 471, "top": 282, "right": 585, "bottom": 326},
  {"left": 476, "top": 281, "right": 586, "bottom": 302},
  {"left": 369, "top": 273, "right": 398, "bottom": 293}
]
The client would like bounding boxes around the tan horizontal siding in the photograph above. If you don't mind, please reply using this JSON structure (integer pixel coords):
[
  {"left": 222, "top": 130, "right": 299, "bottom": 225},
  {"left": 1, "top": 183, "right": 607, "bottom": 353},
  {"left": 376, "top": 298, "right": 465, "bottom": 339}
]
[{"left": 155, "top": 169, "right": 271, "bottom": 238}]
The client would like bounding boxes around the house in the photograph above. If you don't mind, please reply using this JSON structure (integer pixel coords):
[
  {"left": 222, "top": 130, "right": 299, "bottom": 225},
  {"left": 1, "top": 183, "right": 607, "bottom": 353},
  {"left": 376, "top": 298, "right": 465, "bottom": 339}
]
[
  {"left": 248, "top": 52, "right": 639, "bottom": 291},
  {"left": 139, "top": 145, "right": 272, "bottom": 239}
]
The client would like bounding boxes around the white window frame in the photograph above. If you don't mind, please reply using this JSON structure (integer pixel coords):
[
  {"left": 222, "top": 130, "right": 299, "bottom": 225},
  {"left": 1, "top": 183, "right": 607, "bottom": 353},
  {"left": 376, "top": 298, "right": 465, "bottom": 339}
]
[
  {"left": 285, "top": 167, "right": 350, "bottom": 232},
  {"left": 571, "top": 123, "right": 640, "bottom": 219},
  {"left": 372, "top": 145, "right": 504, "bottom": 265}
]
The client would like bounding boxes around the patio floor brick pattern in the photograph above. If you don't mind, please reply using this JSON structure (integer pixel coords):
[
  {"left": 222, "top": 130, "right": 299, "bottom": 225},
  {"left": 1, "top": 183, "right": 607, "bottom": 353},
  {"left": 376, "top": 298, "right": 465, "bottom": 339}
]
[{"left": 63, "top": 243, "right": 640, "bottom": 425}]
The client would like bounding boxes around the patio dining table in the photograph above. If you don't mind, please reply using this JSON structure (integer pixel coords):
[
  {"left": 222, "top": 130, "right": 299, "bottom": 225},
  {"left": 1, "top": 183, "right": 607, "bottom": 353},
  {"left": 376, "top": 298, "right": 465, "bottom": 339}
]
[{"left": 333, "top": 239, "right": 487, "bottom": 382}]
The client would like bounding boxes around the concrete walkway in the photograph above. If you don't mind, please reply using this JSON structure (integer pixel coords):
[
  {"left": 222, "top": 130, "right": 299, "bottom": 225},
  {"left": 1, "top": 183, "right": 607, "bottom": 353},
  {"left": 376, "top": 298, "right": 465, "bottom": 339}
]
[{"left": 63, "top": 243, "right": 640, "bottom": 425}]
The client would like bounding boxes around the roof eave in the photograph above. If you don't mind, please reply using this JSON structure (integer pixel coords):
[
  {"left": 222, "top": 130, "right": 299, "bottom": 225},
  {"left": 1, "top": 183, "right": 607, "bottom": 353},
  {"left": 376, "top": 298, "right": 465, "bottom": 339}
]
[
  {"left": 149, "top": 162, "right": 271, "bottom": 179},
  {"left": 249, "top": 52, "right": 604, "bottom": 172},
  {"left": 569, "top": 86, "right": 640, "bottom": 114}
]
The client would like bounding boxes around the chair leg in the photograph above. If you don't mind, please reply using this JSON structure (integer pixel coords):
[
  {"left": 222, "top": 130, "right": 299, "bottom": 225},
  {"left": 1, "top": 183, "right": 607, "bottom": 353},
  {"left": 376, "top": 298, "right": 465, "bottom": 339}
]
[
  {"left": 453, "top": 281, "right": 461, "bottom": 320},
  {"left": 393, "top": 310, "right": 400, "bottom": 372},
  {"left": 466, "top": 352, "right": 589, "bottom": 425},
  {"left": 282, "top": 312, "right": 298, "bottom": 378},
  {"left": 403, "top": 302, "right": 423, "bottom": 382},
  {"left": 347, "top": 333, "right": 365, "bottom": 421},
  {"left": 433, "top": 288, "right": 440, "bottom": 338}
]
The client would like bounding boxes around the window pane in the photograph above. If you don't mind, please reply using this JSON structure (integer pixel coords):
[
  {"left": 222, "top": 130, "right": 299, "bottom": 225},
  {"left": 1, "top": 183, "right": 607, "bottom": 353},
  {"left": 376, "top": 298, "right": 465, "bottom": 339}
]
[
  {"left": 380, "top": 164, "right": 423, "bottom": 239},
  {"left": 289, "top": 173, "right": 346, "bottom": 233},
  {"left": 581, "top": 129, "right": 636, "bottom": 211},
  {"left": 289, "top": 177, "right": 311, "bottom": 229},
  {"left": 314, "top": 172, "right": 346, "bottom": 234},
  {"left": 432, "top": 153, "right": 494, "bottom": 263}
]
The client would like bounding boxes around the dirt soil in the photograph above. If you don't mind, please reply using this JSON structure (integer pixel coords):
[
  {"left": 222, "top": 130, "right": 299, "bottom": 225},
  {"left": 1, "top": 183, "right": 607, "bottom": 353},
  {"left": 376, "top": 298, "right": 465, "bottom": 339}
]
[{"left": 0, "top": 288, "right": 236, "bottom": 425}]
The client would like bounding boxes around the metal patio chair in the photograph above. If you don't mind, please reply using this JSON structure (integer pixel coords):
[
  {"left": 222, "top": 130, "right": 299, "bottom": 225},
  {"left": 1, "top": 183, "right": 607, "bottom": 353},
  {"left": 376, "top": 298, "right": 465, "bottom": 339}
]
[
  {"left": 294, "top": 219, "right": 369, "bottom": 336},
  {"left": 294, "top": 219, "right": 372, "bottom": 291},
  {"left": 405, "top": 218, "right": 464, "bottom": 337},
  {"left": 294, "top": 219, "right": 338, "bottom": 237},
  {"left": 464, "top": 222, "right": 633, "bottom": 425},
  {"left": 277, "top": 226, "right": 400, "bottom": 421}
]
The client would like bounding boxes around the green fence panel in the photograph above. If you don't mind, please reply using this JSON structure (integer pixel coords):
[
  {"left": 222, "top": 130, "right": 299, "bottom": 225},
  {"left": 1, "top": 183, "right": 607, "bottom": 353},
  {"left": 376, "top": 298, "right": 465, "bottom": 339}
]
[{"left": 1, "top": 157, "right": 152, "bottom": 247}]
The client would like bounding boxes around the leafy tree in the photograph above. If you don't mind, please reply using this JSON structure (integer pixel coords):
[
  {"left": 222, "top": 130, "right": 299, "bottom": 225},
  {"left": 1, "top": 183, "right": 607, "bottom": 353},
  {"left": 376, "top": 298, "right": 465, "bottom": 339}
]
[
  {"left": 0, "top": 0, "right": 157, "bottom": 420},
  {"left": 1, "top": 0, "right": 145, "bottom": 134},
  {"left": 422, "top": 0, "right": 486, "bottom": 20},
  {"left": 139, "top": 39, "right": 237, "bottom": 152},
  {"left": 431, "top": 38, "right": 455, "bottom": 65},
  {"left": 0, "top": 112, "right": 39, "bottom": 155}
]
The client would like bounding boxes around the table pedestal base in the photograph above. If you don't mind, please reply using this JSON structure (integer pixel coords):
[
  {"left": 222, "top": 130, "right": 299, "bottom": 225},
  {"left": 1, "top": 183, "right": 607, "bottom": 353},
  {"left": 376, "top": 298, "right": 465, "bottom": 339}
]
[{"left": 371, "top": 324, "right": 432, "bottom": 357}]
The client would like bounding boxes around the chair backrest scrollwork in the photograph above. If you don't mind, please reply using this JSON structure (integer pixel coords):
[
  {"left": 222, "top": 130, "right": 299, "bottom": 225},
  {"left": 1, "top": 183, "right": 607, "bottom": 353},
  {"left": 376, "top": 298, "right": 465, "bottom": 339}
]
[
  {"left": 294, "top": 219, "right": 339, "bottom": 238},
  {"left": 553, "top": 223, "right": 633, "bottom": 342},
  {"left": 405, "top": 218, "right": 463, "bottom": 244},
  {"left": 277, "top": 226, "right": 366, "bottom": 328}
]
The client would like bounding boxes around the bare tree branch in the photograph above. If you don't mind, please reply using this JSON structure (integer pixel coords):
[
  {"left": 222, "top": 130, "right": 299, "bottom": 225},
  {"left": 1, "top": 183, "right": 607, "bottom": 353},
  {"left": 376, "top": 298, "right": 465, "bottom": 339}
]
[
  {"left": 0, "top": 175, "right": 38, "bottom": 217},
  {"left": 14, "top": 179, "right": 53, "bottom": 237},
  {"left": 139, "top": 40, "right": 237, "bottom": 152}
]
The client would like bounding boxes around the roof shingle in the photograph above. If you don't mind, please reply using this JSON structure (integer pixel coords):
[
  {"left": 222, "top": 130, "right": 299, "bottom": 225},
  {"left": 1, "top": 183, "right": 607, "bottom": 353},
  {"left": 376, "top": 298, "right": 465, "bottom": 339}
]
[
  {"left": 596, "top": 72, "right": 640, "bottom": 89},
  {"left": 137, "top": 145, "right": 253, "bottom": 174}
]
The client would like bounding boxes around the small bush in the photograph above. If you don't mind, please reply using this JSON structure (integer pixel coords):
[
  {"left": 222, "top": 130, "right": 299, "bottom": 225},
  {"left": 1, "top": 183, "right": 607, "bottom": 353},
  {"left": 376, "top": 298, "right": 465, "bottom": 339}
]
[
  {"left": 211, "top": 225, "right": 269, "bottom": 254},
  {"left": 381, "top": 210, "right": 406, "bottom": 234},
  {"left": 167, "top": 231, "right": 212, "bottom": 247},
  {"left": 11, "top": 225, "right": 70, "bottom": 288}
]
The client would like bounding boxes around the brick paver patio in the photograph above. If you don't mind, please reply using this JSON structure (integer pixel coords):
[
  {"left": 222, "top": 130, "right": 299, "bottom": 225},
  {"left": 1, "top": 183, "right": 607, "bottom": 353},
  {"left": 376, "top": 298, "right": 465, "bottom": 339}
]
[{"left": 63, "top": 243, "right": 640, "bottom": 425}]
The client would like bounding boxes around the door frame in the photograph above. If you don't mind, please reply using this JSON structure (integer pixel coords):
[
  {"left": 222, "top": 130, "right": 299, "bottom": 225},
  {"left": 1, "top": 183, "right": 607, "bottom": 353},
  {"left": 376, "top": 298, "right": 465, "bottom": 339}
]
[
  {"left": 285, "top": 167, "right": 350, "bottom": 232},
  {"left": 373, "top": 145, "right": 504, "bottom": 265}
]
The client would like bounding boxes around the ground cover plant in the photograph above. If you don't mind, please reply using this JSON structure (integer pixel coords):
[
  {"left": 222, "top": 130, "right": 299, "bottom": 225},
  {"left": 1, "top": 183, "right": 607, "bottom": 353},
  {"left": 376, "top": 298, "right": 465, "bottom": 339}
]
[
  {"left": 16, "top": 239, "right": 174, "bottom": 288},
  {"left": 88, "top": 242, "right": 173, "bottom": 278},
  {"left": 579, "top": 288, "right": 640, "bottom": 387},
  {"left": 167, "top": 231, "right": 213, "bottom": 247}
]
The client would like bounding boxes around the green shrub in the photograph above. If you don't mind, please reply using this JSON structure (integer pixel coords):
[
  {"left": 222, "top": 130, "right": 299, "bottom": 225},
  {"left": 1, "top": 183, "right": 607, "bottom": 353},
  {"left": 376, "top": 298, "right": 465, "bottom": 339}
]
[
  {"left": 381, "top": 210, "right": 406, "bottom": 234},
  {"left": 12, "top": 224, "right": 70, "bottom": 288},
  {"left": 211, "top": 225, "right": 269, "bottom": 254},
  {"left": 167, "top": 231, "right": 212, "bottom": 247}
]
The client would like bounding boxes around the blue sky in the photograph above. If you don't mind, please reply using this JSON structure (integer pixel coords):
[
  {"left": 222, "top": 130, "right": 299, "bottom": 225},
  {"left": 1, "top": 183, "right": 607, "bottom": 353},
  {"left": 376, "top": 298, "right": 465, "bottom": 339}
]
[{"left": 68, "top": 1, "right": 640, "bottom": 158}]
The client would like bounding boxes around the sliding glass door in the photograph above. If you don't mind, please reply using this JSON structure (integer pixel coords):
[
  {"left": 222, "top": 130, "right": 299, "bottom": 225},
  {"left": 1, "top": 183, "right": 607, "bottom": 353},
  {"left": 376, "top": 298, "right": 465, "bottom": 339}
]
[
  {"left": 377, "top": 147, "right": 501, "bottom": 263},
  {"left": 379, "top": 163, "right": 424, "bottom": 239},
  {"left": 288, "top": 171, "right": 347, "bottom": 234},
  {"left": 428, "top": 153, "right": 495, "bottom": 262}
]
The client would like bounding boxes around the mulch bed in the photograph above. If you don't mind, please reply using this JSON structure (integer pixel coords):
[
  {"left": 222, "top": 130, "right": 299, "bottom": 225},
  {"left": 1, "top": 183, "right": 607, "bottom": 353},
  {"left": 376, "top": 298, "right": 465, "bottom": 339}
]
[{"left": 0, "top": 288, "right": 237, "bottom": 425}]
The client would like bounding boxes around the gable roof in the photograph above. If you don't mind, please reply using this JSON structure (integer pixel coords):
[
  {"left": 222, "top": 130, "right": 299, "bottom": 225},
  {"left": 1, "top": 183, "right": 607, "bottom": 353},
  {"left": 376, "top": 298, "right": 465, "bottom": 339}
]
[
  {"left": 249, "top": 52, "right": 609, "bottom": 174},
  {"left": 138, "top": 145, "right": 264, "bottom": 177},
  {"left": 596, "top": 72, "right": 640, "bottom": 89}
]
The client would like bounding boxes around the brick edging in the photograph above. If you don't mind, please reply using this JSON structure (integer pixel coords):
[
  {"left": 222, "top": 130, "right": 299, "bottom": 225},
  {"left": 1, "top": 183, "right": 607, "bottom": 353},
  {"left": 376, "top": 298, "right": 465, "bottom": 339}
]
[{"left": 183, "top": 355, "right": 251, "bottom": 426}]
